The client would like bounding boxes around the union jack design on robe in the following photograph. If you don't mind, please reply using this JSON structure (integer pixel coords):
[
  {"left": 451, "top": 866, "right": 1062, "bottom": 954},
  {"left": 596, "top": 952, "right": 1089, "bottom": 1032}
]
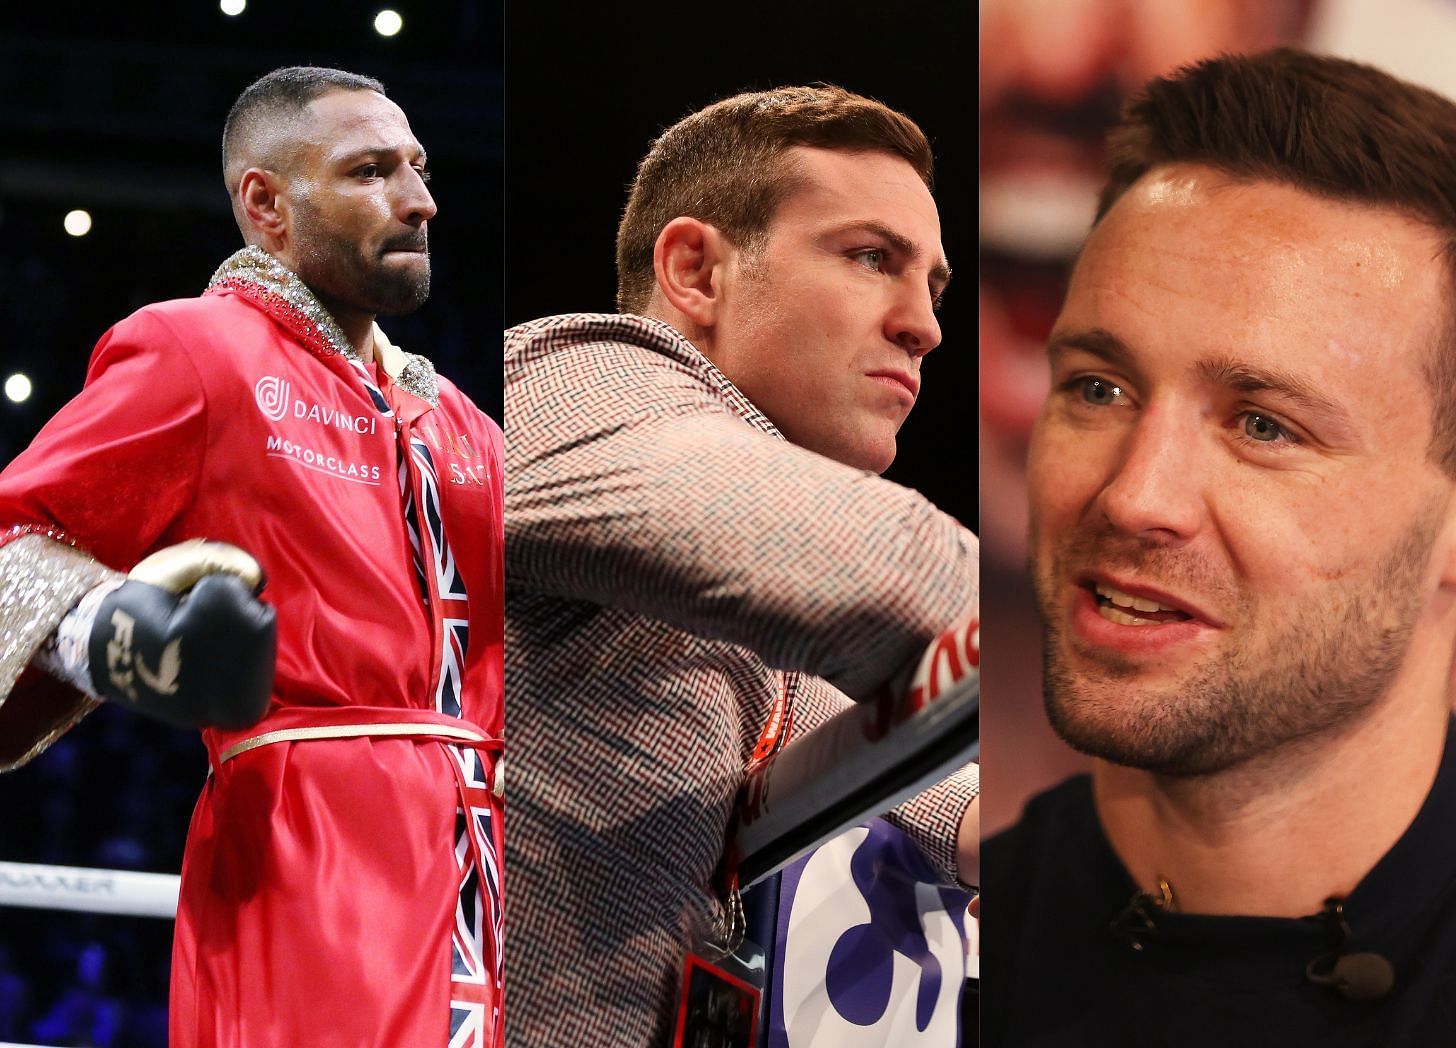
[
  {"left": 400, "top": 458, "right": 431, "bottom": 601},
  {"left": 401, "top": 432, "right": 504, "bottom": 1045},
  {"left": 345, "top": 354, "right": 394, "bottom": 417},
  {"left": 412, "top": 437, "right": 471, "bottom": 718}
]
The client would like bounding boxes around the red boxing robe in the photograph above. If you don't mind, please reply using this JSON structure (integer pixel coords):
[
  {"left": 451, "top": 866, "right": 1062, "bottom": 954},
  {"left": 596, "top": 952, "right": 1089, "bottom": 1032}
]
[{"left": 0, "top": 249, "right": 503, "bottom": 1047}]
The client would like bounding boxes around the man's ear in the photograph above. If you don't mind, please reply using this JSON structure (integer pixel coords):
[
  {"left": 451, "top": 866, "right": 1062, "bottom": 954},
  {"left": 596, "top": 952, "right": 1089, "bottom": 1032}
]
[
  {"left": 652, "top": 217, "right": 735, "bottom": 328},
  {"left": 238, "top": 168, "right": 289, "bottom": 243}
]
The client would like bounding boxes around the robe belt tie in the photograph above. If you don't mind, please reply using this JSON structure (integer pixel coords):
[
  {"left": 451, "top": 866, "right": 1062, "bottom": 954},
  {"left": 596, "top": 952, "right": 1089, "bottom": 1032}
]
[{"left": 213, "top": 711, "right": 503, "bottom": 797}]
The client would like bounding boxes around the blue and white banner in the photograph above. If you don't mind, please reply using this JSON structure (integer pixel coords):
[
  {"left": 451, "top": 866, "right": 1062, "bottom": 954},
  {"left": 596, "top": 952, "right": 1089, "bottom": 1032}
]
[{"left": 765, "top": 819, "right": 971, "bottom": 1046}]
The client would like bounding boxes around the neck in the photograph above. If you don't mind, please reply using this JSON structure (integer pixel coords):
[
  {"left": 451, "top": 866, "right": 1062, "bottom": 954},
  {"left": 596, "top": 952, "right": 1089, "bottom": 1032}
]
[
  {"left": 1094, "top": 646, "right": 1453, "bottom": 918},
  {"left": 641, "top": 303, "right": 711, "bottom": 360},
  {"left": 313, "top": 294, "right": 376, "bottom": 363},
  {"left": 234, "top": 246, "right": 378, "bottom": 363}
]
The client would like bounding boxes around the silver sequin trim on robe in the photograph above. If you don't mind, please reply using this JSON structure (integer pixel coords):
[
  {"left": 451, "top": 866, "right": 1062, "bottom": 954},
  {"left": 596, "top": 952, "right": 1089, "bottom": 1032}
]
[
  {"left": 207, "top": 246, "right": 440, "bottom": 407},
  {"left": 0, "top": 535, "right": 114, "bottom": 771}
]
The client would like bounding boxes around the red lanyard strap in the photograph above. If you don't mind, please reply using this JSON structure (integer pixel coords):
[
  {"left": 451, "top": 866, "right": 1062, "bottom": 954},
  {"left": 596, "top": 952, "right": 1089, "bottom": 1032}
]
[{"left": 747, "top": 672, "right": 792, "bottom": 771}]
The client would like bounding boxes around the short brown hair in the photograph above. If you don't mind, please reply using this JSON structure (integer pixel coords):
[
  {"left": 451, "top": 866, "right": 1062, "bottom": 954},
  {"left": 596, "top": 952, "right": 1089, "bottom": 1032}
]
[
  {"left": 614, "top": 85, "right": 933, "bottom": 313},
  {"left": 1096, "top": 49, "right": 1456, "bottom": 476}
]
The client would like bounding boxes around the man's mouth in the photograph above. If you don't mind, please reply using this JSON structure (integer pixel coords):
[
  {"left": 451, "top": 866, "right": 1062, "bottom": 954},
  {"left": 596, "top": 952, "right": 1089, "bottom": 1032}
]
[
  {"left": 1090, "top": 581, "right": 1195, "bottom": 627},
  {"left": 866, "top": 370, "right": 920, "bottom": 399},
  {"left": 381, "top": 237, "right": 428, "bottom": 255}
]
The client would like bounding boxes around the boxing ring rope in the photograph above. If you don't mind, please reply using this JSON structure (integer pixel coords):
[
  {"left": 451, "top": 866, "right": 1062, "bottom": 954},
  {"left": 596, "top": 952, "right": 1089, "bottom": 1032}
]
[
  {"left": 0, "top": 862, "right": 178, "bottom": 1048},
  {"left": 732, "top": 615, "right": 979, "bottom": 887},
  {"left": 0, "top": 860, "right": 179, "bottom": 919}
]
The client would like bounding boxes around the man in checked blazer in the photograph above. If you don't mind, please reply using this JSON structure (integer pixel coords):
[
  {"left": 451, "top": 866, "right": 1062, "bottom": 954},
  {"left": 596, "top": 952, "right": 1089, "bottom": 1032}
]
[{"left": 505, "top": 85, "right": 977, "bottom": 1045}]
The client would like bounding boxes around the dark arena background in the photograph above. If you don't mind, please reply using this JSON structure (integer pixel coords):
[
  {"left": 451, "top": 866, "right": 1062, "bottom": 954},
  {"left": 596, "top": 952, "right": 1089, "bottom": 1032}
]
[{"left": 0, "top": 4, "right": 500, "bottom": 1044}]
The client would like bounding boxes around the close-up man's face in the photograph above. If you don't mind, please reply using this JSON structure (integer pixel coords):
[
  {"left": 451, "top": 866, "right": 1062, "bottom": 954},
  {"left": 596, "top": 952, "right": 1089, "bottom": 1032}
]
[
  {"left": 1027, "top": 164, "right": 1456, "bottom": 775},
  {"left": 711, "top": 145, "right": 948, "bottom": 473},
  {"left": 284, "top": 88, "right": 436, "bottom": 317}
]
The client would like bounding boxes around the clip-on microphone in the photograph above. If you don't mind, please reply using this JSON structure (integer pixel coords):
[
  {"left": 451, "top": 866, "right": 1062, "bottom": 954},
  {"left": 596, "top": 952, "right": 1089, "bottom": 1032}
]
[{"left": 1304, "top": 897, "right": 1395, "bottom": 1002}]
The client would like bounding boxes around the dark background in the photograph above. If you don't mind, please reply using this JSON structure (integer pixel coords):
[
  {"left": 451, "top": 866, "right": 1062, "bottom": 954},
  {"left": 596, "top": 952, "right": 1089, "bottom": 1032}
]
[
  {"left": 0, "top": 4, "right": 500, "bottom": 1044},
  {"left": 504, "top": 0, "right": 976, "bottom": 528},
  {"left": 0, "top": 2, "right": 973, "bottom": 1044}
]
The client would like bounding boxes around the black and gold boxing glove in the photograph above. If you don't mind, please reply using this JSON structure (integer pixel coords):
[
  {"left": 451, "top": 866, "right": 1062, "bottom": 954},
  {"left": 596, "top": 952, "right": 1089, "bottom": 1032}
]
[{"left": 85, "top": 540, "right": 276, "bottom": 729}]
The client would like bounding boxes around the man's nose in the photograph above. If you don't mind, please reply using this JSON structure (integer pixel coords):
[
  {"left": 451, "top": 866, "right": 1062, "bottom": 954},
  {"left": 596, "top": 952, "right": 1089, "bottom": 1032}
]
[
  {"left": 1096, "top": 405, "right": 1206, "bottom": 543},
  {"left": 398, "top": 167, "right": 437, "bottom": 225},
  {"left": 887, "top": 281, "right": 942, "bottom": 357}
]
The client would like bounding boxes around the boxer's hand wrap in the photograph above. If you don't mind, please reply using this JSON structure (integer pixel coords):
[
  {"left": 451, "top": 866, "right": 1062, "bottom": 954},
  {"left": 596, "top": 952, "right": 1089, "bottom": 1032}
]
[{"left": 86, "top": 541, "right": 276, "bottom": 729}]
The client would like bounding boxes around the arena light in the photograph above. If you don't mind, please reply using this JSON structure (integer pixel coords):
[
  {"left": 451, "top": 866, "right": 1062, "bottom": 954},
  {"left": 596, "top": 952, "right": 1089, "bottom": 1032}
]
[
  {"left": 63, "top": 209, "right": 91, "bottom": 237},
  {"left": 220, "top": 0, "right": 246, "bottom": 15},
  {"left": 4, "top": 373, "right": 32, "bottom": 404},
  {"left": 374, "top": 8, "right": 403, "bottom": 36}
]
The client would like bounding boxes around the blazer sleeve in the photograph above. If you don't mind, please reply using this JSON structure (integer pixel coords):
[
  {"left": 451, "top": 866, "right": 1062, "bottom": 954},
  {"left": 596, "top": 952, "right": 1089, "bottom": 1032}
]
[{"left": 505, "top": 319, "right": 977, "bottom": 700}]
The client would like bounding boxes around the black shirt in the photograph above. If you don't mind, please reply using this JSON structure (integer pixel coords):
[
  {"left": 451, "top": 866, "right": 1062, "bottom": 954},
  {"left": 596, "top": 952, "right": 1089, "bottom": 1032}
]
[{"left": 981, "top": 719, "right": 1456, "bottom": 1046}]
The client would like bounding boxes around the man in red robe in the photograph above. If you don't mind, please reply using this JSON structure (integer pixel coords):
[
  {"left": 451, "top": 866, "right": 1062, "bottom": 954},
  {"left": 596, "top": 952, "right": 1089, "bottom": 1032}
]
[{"left": 0, "top": 67, "right": 503, "bottom": 1047}]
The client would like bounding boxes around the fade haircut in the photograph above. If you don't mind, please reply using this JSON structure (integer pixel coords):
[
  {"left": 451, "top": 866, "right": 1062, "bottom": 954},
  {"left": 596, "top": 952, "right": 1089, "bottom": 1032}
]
[
  {"left": 222, "top": 66, "right": 386, "bottom": 195},
  {"left": 615, "top": 84, "right": 933, "bottom": 314},
  {"left": 1095, "top": 49, "right": 1456, "bottom": 477}
]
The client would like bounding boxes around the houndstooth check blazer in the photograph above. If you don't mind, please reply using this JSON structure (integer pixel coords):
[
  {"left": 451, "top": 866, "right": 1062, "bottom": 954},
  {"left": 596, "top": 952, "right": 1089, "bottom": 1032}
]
[{"left": 504, "top": 312, "right": 979, "bottom": 1046}]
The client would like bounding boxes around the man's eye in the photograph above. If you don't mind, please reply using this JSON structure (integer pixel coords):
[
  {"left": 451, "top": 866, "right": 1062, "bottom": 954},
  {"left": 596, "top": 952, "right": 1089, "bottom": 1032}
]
[
  {"left": 415, "top": 166, "right": 432, "bottom": 184},
  {"left": 1242, "top": 413, "right": 1290, "bottom": 443},
  {"left": 355, "top": 164, "right": 380, "bottom": 179},
  {"left": 852, "top": 248, "right": 884, "bottom": 271},
  {"left": 1079, "top": 377, "right": 1123, "bottom": 406}
]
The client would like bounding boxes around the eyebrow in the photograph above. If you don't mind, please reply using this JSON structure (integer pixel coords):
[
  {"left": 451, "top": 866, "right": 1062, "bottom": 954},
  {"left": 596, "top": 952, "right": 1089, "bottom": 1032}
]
[
  {"left": 1195, "top": 356, "right": 1356, "bottom": 432},
  {"left": 331, "top": 143, "right": 427, "bottom": 166},
  {"left": 829, "top": 219, "right": 952, "bottom": 291},
  {"left": 1046, "top": 327, "right": 1134, "bottom": 368}
]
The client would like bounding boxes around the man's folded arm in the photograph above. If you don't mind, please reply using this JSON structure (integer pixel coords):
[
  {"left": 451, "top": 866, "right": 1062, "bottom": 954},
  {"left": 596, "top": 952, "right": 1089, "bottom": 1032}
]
[
  {"left": 505, "top": 324, "right": 977, "bottom": 699},
  {"left": 790, "top": 673, "right": 979, "bottom": 889},
  {"left": 892, "top": 769, "right": 980, "bottom": 889}
]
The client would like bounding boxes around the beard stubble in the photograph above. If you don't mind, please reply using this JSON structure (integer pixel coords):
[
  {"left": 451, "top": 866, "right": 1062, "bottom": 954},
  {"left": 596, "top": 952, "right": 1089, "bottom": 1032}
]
[{"left": 1032, "top": 507, "right": 1441, "bottom": 776}]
